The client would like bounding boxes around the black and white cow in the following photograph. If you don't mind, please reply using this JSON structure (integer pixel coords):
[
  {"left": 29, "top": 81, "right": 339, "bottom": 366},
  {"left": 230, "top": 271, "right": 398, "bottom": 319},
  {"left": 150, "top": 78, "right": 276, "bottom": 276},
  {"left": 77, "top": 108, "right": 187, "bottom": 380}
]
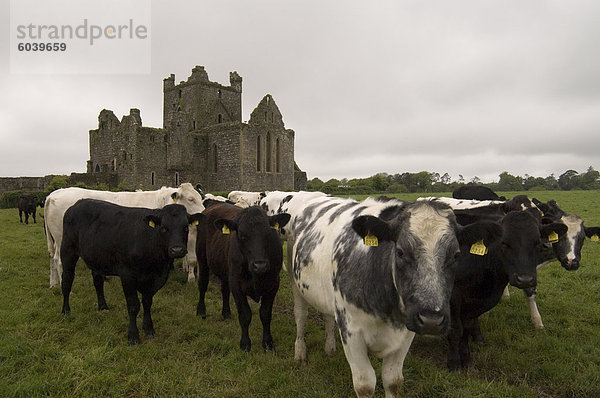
[
  {"left": 60, "top": 199, "right": 203, "bottom": 345},
  {"left": 195, "top": 203, "right": 290, "bottom": 351},
  {"left": 290, "top": 196, "right": 499, "bottom": 397},
  {"left": 227, "top": 190, "right": 268, "bottom": 208},
  {"left": 18, "top": 194, "right": 38, "bottom": 224},
  {"left": 447, "top": 209, "right": 567, "bottom": 371},
  {"left": 510, "top": 198, "right": 600, "bottom": 329},
  {"left": 452, "top": 185, "right": 506, "bottom": 201}
]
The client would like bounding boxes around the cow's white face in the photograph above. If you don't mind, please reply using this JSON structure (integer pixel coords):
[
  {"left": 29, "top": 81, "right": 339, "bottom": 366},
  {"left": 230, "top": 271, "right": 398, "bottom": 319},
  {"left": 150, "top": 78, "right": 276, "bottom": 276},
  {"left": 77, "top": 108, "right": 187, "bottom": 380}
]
[
  {"left": 173, "top": 183, "right": 205, "bottom": 214},
  {"left": 554, "top": 214, "right": 585, "bottom": 270}
]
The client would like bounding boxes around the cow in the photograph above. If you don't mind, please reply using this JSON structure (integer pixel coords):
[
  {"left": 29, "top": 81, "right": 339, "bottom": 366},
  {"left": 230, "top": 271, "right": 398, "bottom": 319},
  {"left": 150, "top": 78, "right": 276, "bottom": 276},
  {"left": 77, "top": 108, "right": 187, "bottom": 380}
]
[
  {"left": 452, "top": 185, "right": 506, "bottom": 201},
  {"left": 290, "top": 196, "right": 500, "bottom": 397},
  {"left": 60, "top": 199, "right": 203, "bottom": 345},
  {"left": 195, "top": 203, "right": 290, "bottom": 352},
  {"left": 44, "top": 183, "right": 205, "bottom": 288},
  {"left": 508, "top": 198, "right": 600, "bottom": 329},
  {"left": 227, "top": 190, "right": 268, "bottom": 208},
  {"left": 447, "top": 209, "right": 567, "bottom": 371},
  {"left": 18, "top": 194, "right": 38, "bottom": 224}
]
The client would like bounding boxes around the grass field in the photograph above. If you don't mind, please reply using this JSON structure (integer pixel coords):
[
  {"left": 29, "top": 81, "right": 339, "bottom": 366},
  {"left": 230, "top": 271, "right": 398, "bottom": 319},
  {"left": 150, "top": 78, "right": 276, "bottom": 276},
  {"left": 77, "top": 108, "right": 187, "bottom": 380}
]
[{"left": 1, "top": 191, "right": 599, "bottom": 397}]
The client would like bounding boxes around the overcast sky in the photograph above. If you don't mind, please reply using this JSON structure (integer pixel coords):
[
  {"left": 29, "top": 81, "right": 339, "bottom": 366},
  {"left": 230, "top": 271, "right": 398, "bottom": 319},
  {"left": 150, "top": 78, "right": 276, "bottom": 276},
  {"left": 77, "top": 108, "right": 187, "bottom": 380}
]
[{"left": 1, "top": 0, "right": 599, "bottom": 183}]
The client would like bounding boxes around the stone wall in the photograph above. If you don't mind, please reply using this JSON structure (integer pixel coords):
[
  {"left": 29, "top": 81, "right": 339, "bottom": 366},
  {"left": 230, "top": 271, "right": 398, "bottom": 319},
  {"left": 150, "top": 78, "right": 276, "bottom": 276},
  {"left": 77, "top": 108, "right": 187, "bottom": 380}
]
[{"left": 0, "top": 176, "right": 54, "bottom": 196}]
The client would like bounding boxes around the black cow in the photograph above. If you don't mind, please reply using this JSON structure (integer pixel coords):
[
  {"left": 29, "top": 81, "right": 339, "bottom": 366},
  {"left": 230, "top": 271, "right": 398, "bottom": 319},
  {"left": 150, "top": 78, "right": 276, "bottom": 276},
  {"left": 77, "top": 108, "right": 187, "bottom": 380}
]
[
  {"left": 453, "top": 185, "right": 506, "bottom": 201},
  {"left": 447, "top": 210, "right": 567, "bottom": 371},
  {"left": 60, "top": 199, "right": 203, "bottom": 345},
  {"left": 196, "top": 203, "right": 290, "bottom": 351},
  {"left": 18, "top": 194, "right": 37, "bottom": 224}
]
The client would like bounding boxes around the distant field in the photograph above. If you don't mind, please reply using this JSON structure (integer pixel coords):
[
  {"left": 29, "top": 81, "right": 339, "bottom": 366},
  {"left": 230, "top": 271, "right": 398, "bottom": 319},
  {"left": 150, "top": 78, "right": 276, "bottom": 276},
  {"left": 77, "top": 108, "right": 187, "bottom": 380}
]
[{"left": 1, "top": 191, "right": 599, "bottom": 397}]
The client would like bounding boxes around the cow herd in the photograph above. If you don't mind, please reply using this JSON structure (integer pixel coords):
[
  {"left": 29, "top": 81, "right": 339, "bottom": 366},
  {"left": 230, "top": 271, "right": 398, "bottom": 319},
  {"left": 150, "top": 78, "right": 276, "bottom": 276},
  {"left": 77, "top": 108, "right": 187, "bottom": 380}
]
[{"left": 15, "top": 183, "right": 599, "bottom": 397}]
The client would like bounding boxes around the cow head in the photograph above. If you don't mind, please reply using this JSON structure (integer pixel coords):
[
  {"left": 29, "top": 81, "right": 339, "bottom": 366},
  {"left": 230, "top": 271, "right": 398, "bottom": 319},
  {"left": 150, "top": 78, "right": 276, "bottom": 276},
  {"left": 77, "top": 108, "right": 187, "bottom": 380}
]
[
  {"left": 352, "top": 201, "right": 500, "bottom": 336},
  {"left": 215, "top": 206, "right": 290, "bottom": 275},
  {"left": 496, "top": 211, "right": 567, "bottom": 288},
  {"left": 533, "top": 199, "right": 599, "bottom": 271},
  {"left": 170, "top": 182, "right": 206, "bottom": 214},
  {"left": 145, "top": 204, "right": 204, "bottom": 259}
]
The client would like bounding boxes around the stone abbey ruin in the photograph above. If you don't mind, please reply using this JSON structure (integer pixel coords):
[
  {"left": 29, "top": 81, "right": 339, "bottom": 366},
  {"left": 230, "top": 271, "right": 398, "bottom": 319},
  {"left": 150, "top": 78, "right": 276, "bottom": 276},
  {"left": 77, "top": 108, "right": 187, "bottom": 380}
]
[
  {"left": 87, "top": 65, "right": 306, "bottom": 192},
  {"left": 0, "top": 65, "right": 306, "bottom": 195}
]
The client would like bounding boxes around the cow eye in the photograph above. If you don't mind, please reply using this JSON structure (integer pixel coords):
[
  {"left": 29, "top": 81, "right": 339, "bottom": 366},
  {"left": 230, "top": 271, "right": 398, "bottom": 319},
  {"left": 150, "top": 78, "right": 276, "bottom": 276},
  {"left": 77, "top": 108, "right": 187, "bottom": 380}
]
[
  {"left": 453, "top": 251, "right": 461, "bottom": 261},
  {"left": 396, "top": 248, "right": 404, "bottom": 258}
]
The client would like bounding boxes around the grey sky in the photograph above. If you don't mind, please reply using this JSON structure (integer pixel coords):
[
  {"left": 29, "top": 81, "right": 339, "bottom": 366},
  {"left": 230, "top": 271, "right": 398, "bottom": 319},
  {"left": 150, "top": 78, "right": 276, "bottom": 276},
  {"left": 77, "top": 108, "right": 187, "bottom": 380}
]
[{"left": 1, "top": 0, "right": 599, "bottom": 183}]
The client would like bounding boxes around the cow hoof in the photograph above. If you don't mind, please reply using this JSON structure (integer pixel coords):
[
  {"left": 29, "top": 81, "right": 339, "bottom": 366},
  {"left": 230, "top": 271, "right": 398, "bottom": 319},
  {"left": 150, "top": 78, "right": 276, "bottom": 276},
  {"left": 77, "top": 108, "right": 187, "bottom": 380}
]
[
  {"left": 145, "top": 332, "right": 155, "bottom": 339},
  {"left": 98, "top": 304, "right": 109, "bottom": 311},
  {"left": 262, "top": 340, "right": 275, "bottom": 351},
  {"left": 240, "top": 342, "right": 251, "bottom": 352},
  {"left": 472, "top": 335, "right": 485, "bottom": 345},
  {"left": 222, "top": 312, "right": 231, "bottom": 320},
  {"left": 128, "top": 337, "right": 140, "bottom": 345}
]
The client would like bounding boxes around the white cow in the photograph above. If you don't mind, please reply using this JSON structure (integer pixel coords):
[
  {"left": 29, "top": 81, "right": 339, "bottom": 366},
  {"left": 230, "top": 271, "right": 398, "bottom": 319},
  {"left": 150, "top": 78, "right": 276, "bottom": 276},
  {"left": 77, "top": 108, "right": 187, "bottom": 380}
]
[
  {"left": 290, "top": 196, "right": 494, "bottom": 397},
  {"left": 227, "top": 190, "right": 268, "bottom": 208},
  {"left": 44, "top": 183, "right": 205, "bottom": 287}
]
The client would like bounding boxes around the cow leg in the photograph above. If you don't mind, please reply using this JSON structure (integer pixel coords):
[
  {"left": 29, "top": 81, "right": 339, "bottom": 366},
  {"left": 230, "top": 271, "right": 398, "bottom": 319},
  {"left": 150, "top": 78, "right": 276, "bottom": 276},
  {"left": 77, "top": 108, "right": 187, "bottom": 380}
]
[
  {"left": 32, "top": 211, "right": 36, "bottom": 224},
  {"left": 92, "top": 271, "right": 109, "bottom": 310},
  {"left": 447, "top": 300, "right": 463, "bottom": 371},
  {"left": 232, "top": 292, "right": 252, "bottom": 352},
  {"left": 381, "top": 334, "right": 413, "bottom": 398},
  {"left": 259, "top": 292, "right": 276, "bottom": 351},
  {"left": 502, "top": 285, "right": 510, "bottom": 300},
  {"left": 459, "top": 319, "right": 473, "bottom": 369},
  {"left": 61, "top": 251, "right": 79, "bottom": 314},
  {"left": 19, "top": 209, "right": 23, "bottom": 223},
  {"left": 469, "top": 317, "right": 484, "bottom": 344},
  {"left": 185, "top": 229, "right": 198, "bottom": 282},
  {"left": 24, "top": 212, "right": 29, "bottom": 225},
  {"left": 341, "top": 334, "right": 376, "bottom": 398},
  {"left": 120, "top": 279, "right": 141, "bottom": 345},
  {"left": 196, "top": 260, "right": 209, "bottom": 319},
  {"left": 524, "top": 287, "right": 544, "bottom": 329},
  {"left": 220, "top": 279, "right": 231, "bottom": 319},
  {"left": 141, "top": 293, "right": 155, "bottom": 339},
  {"left": 291, "top": 282, "right": 309, "bottom": 363},
  {"left": 324, "top": 314, "right": 337, "bottom": 356}
]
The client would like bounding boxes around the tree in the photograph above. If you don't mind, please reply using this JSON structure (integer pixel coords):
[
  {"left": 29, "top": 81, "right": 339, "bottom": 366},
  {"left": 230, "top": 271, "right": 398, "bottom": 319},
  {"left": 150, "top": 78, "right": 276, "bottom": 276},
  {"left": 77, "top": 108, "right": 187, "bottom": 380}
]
[
  {"left": 440, "top": 173, "right": 451, "bottom": 185},
  {"left": 497, "top": 172, "right": 523, "bottom": 191},
  {"left": 558, "top": 170, "right": 579, "bottom": 191}
]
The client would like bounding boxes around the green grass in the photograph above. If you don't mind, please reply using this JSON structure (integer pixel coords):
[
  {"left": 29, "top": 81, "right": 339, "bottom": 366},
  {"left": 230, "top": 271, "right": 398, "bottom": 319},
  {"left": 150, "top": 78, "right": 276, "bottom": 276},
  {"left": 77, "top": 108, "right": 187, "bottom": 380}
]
[{"left": 1, "top": 191, "right": 599, "bottom": 397}]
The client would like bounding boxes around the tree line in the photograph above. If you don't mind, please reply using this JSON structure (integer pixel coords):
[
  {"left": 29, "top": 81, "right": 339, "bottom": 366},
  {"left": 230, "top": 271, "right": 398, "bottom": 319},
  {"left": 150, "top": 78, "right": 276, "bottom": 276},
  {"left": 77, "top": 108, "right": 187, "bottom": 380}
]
[{"left": 306, "top": 167, "right": 600, "bottom": 195}]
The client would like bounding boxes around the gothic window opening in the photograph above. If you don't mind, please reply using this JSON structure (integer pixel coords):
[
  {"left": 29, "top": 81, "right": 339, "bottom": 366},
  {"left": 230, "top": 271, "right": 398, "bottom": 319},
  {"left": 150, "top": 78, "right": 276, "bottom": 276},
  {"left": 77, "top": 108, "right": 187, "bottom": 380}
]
[
  {"left": 276, "top": 138, "right": 281, "bottom": 173},
  {"left": 175, "top": 172, "right": 179, "bottom": 186},
  {"left": 218, "top": 89, "right": 222, "bottom": 98},
  {"left": 151, "top": 172, "right": 155, "bottom": 186},
  {"left": 264, "top": 112, "right": 268, "bottom": 122},
  {"left": 218, "top": 114, "right": 222, "bottom": 123},
  {"left": 192, "top": 120, "right": 196, "bottom": 130},
  {"left": 256, "top": 135, "right": 262, "bottom": 172},
  {"left": 270, "top": 112, "right": 274, "bottom": 122},
  {"left": 213, "top": 144, "right": 218, "bottom": 173},
  {"left": 178, "top": 89, "right": 182, "bottom": 98},
  {"left": 95, "top": 164, "right": 100, "bottom": 173},
  {"left": 266, "top": 132, "right": 272, "bottom": 172}
]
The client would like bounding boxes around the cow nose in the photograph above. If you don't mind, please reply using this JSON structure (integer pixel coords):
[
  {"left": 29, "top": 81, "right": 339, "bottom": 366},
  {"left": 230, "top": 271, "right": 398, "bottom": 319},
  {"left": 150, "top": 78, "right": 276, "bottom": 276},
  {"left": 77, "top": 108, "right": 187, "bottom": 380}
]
[
  {"left": 564, "top": 259, "right": 580, "bottom": 271},
  {"left": 416, "top": 311, "right": 446, "bottom": 335},
  {"left": 251, "top": 261, "right": 268, "bottom": 274},
  {"left": 169, "top": 246, "right": 187, "bottom": 258},
  {"left": 513, "top": 273, "right": 535, "bottom": 288}
]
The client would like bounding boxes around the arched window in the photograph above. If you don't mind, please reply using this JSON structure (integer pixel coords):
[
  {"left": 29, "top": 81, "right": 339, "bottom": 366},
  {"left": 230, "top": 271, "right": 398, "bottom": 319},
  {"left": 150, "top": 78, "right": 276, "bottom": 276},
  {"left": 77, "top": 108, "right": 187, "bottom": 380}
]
[
  {"left": 178, "top": 89, "right": 182, "bottom": 98},
  {"left": 276, "top": 138, "right": 281, "bottom": 173},
  {"left": 151, "top": 172, "right": 155, "bottom": 186},
  {"left": 256, "top": 136, "right": 262, "bottom": 172},
  {"left": 218, "top": 114, "right": 222, "bottom": 123},
  {"left": 266, "top": 132, "right": 272, "bottom": 172},
  {"left": 175, "top": 172, "right": 179, "bottom": 186},
  {"left": 213, "top": 144, "right": 218, "bottom": 172},
  {"left": 218, "top": 89, "right": 222, "bottom": 98},
  {"left": 95, "top": 164, "right": 100, "bottom": 173}
]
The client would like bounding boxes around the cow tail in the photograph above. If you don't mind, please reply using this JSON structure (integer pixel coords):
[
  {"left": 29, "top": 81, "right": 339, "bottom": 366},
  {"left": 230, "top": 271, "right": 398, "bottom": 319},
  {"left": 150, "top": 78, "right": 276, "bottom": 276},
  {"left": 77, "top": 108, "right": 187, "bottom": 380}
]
[{"left": 44, "top": 197, "right": 55, "bottom": 258}]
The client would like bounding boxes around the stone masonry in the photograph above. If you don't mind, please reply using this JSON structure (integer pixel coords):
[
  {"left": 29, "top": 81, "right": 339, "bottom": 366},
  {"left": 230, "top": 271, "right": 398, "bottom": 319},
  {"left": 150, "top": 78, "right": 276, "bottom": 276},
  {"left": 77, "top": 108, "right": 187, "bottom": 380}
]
[{"left": 87, "top": 65, "right": 307, "bottom": 192}]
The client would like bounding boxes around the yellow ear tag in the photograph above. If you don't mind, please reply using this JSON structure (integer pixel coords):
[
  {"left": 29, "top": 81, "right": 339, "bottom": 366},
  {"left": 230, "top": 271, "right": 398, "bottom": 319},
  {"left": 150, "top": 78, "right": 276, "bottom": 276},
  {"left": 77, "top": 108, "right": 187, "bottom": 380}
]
[
  {"left": 148, "top": 220, "right": 156, "bottom": 228},
  {"left": 591, "top": 234, "right": 599, "bottom": 242},
  {"left": 272, "top": 222, "right": 279, "bottom": 230},
  {"left": 222, "top": 225, "right": 230, "bottom": 235},
  {"left": 173, "top": 197, "right": 178, "bottom": 203},
  {"left": 191, "top": 220, "right": 199, "bottom": 226},
  {"left": 364, "top": 232, "right": 378, "bottom": 247},
  {"left": 470, "top": 240, "right": 488, "bottom": 256},
  {"left": 548, "top": 231, "right": 559, "bottom": 243}
]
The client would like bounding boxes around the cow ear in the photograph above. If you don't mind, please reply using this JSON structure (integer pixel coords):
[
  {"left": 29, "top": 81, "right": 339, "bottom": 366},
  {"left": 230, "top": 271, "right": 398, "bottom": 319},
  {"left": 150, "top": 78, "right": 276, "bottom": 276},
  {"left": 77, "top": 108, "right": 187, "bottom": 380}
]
[
  {"left": 458, "top": 221, "right": 502, "bottom": 248},
  {"left": 214, "top": 218, "right": 238, "bottom": 234},
  {"left": 270, "top": 213, "right": 291, "bottom": 229},
  {"left": 540, "top": 222, "right": 568, "bottom": 243},
  {"left": 171, "top": 192, "right": 179, "bottom": 203},
  {"left": 351, "top": 215, "right": 395, "bottom": 242},
  {"left": 584, "top": 226, "right": 600, "bottom": 240},
  {"left": 144, "top": 214, "right": 162, "bottom": 228},
  {"left": 188, "top": 213, "right": 204, "bottom": 226}
]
